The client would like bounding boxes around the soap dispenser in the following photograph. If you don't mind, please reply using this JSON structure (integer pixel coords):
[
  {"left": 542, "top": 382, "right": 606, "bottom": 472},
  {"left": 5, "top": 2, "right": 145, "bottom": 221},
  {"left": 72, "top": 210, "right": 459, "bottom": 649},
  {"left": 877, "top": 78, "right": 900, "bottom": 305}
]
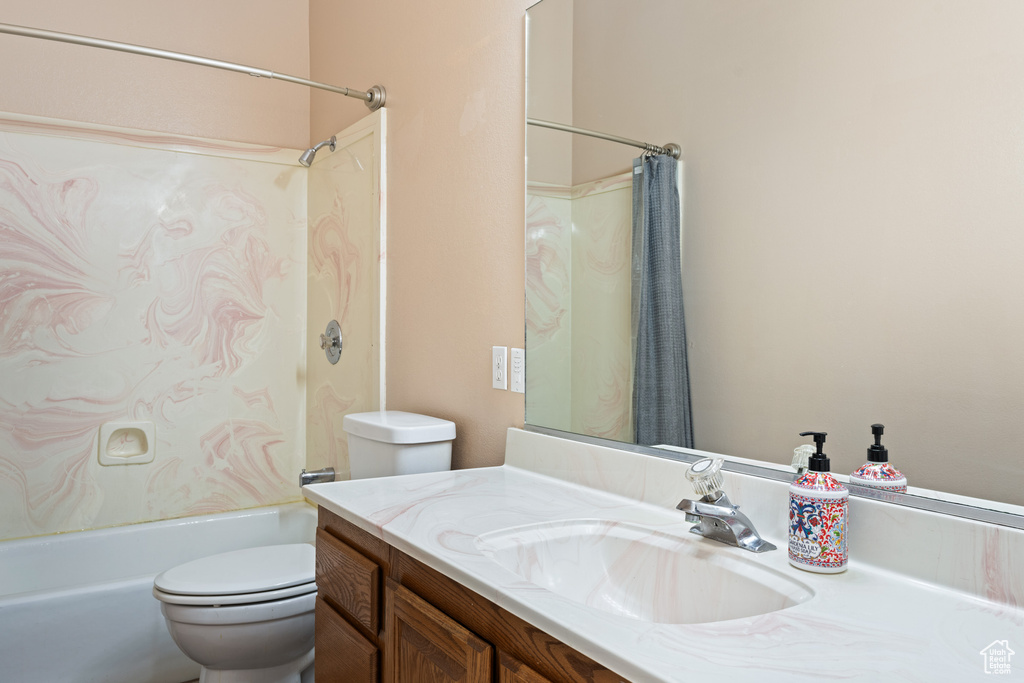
[
  {"left": 789, "top": 431, "right": 848, "bottom": 573},
  {"left": 850, "top": 424, "right": 907, "bottom": 493}
]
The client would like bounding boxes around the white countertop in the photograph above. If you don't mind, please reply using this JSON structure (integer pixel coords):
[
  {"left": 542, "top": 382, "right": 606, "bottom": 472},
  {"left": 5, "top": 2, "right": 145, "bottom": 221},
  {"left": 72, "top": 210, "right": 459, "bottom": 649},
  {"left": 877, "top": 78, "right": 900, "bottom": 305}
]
[{"left": 304, "top": 431, "right": 1024, "bottom": 682}]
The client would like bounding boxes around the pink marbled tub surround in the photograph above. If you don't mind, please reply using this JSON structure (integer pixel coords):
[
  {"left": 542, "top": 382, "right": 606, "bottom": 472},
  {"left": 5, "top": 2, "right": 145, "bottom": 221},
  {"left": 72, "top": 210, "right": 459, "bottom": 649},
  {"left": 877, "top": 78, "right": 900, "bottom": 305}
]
[
  {"left": 0, "top": 112, "right": 299, "bottom": 163},
  {"left": 526, "top": 173, "right": 634, "bottom": 442},
  {"left": 0, "top": 114, "right": 306, "bottom": 541},
  {"left": 525, "top": 190, "right": 572, "bottom": 430},
  {"left": 304, "top": 113, "right": 385, "bottom": 481},
  {"left": 304, "top": 428, "right": 1024, "bottom": 682}
]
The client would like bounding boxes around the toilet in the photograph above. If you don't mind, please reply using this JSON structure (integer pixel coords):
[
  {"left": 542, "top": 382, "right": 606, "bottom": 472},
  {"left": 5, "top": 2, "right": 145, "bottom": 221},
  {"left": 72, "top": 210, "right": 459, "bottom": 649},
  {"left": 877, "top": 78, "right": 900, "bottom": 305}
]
[
  {"left": 343, "top": 410, "right": 456, "bottom": 479},
  {"left": 152, "top": 411, "right": 454, "bottom": 683},
  {"left": 152, "top": 543, "right": 317, "bottom": 683}
]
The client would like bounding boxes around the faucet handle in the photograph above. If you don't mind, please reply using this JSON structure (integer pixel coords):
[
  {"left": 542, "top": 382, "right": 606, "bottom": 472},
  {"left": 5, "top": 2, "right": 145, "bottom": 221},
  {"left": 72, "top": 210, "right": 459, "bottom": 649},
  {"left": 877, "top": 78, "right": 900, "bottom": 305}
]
[
  {"left": 792, "top": 444, "right": 814, "bottom": 474},
  {"left": 686, "top": 458, "right": 725, "bottom": 498}
]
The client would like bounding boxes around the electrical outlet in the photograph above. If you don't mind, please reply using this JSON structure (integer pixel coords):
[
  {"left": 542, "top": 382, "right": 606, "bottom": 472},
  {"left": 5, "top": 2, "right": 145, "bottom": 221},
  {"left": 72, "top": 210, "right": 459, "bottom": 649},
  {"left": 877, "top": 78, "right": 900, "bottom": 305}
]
[
  {"left": 510, "top": 348, "right": 525, "bottom": 393},
  {"left": 492, "top": 346, "right": 507, "bottom": 390}
]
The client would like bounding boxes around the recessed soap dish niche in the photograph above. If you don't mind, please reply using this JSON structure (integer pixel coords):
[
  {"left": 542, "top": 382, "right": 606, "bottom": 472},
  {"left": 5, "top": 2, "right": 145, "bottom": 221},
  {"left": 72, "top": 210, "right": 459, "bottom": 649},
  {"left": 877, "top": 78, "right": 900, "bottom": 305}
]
[{"left": 98, "top": 421, "right": 155, "bottom": 466}]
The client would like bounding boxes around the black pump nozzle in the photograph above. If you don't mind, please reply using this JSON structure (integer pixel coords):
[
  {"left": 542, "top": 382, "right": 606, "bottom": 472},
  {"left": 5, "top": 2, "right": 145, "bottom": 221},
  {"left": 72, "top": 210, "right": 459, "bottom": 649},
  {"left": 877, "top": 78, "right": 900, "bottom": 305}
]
[
  {"left": 867, "top": 423, "right": 889, "bottom": 463},
  {"left": 799, "top": 431, "right": 830, "bottom": 472}
]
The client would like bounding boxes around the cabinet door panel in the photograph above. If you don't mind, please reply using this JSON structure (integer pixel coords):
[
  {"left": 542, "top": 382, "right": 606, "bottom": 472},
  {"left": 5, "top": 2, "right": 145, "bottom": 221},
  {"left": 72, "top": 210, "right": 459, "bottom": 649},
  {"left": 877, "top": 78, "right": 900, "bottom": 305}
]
[
  {"left": 316, "top": 597, "right": 379, "bottom": 683},
  {"left": 319, "top": 507, "right": 393, "bottom": 575},
  {"left": 317, "top": 527, "right": 381, "bottom": 635},
  {"left": 386, "top": 580, "right": 493, "bottom": 683},
  {"left": 498, "top": 652, "right": 552, "bottom": 683},
  {"left": 394, "top": 551, "right": 625, "bottom": 682}
]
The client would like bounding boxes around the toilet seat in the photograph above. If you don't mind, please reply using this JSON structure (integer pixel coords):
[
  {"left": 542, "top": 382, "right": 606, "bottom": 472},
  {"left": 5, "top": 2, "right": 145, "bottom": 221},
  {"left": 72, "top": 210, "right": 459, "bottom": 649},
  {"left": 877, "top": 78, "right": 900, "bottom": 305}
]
[
  {"left": 153, "top": 580, "right": 317, "bottom": 606},
  {"left": 153, "top": 543, "right": 315, "bottom": 606},
  {"left": 158, "top": 590, "right": 317, "bottom": 625}
]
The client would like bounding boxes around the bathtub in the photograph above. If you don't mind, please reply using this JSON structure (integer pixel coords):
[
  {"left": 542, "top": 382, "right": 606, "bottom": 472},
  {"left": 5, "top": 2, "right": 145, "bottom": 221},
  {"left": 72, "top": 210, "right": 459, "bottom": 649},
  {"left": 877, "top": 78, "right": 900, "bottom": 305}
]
[{"left": 0, "top": 502, "right": 316, "bottom": 683}]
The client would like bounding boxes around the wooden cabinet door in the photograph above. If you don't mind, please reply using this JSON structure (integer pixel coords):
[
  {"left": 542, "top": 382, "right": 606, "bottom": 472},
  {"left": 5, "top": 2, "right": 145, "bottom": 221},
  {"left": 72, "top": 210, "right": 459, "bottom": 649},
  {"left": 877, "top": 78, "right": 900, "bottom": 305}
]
[
  {"left": 316, "top": 597, "right": 380, "bottom": 683},
  {"left": 316, "top": 527, "right": 382, "bottom": 636},
  {"left": 497, "top": 652, "right": 552, "bottom": 683},
  {"left": 385, "top": 579, "right": 493, "bottom": 683}
]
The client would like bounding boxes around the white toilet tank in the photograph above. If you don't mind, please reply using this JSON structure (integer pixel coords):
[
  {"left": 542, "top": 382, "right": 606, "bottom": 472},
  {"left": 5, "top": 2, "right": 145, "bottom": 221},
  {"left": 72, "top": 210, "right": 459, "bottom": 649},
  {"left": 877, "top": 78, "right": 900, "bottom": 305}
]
[{"left": 343, "top": 411, "right": 456, "bottom": 480}]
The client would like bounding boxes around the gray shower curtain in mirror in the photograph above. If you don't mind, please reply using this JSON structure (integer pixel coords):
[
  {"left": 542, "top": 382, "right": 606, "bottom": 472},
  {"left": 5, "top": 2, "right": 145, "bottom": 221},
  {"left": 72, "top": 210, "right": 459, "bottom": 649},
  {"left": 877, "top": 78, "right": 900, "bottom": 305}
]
[{"left": 631, "top": 154, "right": 693, "bottom": 447}]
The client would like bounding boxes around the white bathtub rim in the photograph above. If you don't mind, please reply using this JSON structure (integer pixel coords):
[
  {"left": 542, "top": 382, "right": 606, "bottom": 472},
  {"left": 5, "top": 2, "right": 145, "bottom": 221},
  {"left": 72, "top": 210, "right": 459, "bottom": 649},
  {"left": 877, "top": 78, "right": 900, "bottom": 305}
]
[{"left": 0, "top": 502, "right": 317, "bottom": 600}]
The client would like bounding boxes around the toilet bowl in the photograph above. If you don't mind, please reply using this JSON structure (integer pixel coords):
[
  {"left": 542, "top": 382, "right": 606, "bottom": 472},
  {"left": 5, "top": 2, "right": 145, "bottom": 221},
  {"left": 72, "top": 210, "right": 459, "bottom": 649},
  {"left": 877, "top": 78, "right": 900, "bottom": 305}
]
[
  {"left": 153, "top": 544, "right": 316, "bottom": 683},
  {"left": 152, "top": 412, "right": 453, "bottom": 683}
]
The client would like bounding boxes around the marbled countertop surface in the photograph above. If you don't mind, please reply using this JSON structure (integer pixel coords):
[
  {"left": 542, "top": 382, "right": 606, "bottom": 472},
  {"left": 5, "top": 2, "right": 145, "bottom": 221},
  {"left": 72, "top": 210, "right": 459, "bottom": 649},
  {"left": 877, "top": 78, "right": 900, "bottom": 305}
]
[{"left": 304, "top": 461, "right": 1023, "bottom": 682}]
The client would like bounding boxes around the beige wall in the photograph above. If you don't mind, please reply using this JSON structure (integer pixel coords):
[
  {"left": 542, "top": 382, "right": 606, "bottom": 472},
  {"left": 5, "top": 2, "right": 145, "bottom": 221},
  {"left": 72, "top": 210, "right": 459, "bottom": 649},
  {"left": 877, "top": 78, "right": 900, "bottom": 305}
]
[
  {"left": 310, "top": 1, "right": 528, "bottom": 470},
  {"left": 525, "top": 0, "right": 573, "bottom": 186},
  {"left": 532, "top": 0, "right": 1024, "bottom": 504},
  {"left": 0, "top": 0, "right": 310, "bottom": 149},
  {"left": 9, "top": 0, "right": 1021, "bottom": 498}
]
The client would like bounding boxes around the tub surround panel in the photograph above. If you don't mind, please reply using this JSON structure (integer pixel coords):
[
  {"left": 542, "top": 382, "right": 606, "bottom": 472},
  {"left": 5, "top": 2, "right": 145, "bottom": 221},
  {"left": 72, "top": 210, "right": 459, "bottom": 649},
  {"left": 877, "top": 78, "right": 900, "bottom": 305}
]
[
  {"left": 525, "top": 173, "right": 633, "bottom": 442},
  {"left": 306, "top": 112, "right": 385, "bottom": 481},
  {"left": 569, "top": 176, "right": 633, "bottom": 442},
  {"left": 524, "top": 189, "right": 572, "bottom": 431},
  {"left": 0, "top": 112, "right": 303, "bottom": 165},
  {"left": 305, "top": 429, "right": 1024, "bottom": 682},
  {"left": 0, "top": 113, "right": 307, "bottom": 541}
]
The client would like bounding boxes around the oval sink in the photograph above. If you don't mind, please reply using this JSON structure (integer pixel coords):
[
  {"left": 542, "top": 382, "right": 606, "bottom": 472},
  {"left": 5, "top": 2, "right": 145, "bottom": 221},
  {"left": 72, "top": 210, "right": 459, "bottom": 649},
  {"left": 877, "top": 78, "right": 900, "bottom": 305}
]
[{"left": 475, "top": 519, "right": 813, "bottom": 625}]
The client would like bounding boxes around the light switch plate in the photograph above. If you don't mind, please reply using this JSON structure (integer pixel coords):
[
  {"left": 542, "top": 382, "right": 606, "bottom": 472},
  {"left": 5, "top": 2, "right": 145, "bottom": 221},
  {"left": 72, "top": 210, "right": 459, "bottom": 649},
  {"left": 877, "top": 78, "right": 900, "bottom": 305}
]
[{"left": 510, "top": 348, "right": 525, "bottom": 393}]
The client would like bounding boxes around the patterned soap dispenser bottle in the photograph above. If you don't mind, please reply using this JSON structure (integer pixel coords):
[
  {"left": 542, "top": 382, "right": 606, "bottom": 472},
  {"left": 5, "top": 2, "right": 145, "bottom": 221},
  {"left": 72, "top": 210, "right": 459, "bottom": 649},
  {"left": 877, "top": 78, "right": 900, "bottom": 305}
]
[
  {"left": 850, "top": 424, "right": 907, "bottom": 493},
  {"left": 789, "top": 431, "right": 849, "bottom": 573}
]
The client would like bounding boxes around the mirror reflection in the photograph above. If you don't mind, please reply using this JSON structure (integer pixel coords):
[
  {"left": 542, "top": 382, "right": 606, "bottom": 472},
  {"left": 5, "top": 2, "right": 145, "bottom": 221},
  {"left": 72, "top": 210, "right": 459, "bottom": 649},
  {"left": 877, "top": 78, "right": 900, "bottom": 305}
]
[{"left": 525, "top": 0, "right": 1024, "bottom": 507}]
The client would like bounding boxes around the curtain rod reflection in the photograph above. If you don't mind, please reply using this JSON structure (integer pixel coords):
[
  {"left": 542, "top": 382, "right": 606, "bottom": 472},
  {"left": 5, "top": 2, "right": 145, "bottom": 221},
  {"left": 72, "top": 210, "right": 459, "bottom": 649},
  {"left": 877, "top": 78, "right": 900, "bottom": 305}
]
[{"left": 527, "top": 117, "right": 680, "bottom": 159}]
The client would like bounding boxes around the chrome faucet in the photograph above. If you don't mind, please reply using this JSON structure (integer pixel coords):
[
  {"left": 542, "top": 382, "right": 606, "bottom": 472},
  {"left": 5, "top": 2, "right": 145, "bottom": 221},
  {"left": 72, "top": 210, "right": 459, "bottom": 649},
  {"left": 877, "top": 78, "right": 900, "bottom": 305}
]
[
  {"left": 299, "top": 467, "right": 335, "bottom": 487},
  {"left": 676, "top": 458, "right": 776, "bottom": 553}
]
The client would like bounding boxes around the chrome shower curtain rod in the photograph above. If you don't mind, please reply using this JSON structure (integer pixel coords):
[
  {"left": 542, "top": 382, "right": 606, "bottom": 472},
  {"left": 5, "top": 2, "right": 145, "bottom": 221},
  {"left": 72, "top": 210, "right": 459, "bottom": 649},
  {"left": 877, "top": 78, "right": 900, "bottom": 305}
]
[
  {"left": 528, "top": 118, "right": 680, "bottom": 159},
  {"left": 0, "top": 22, "right": 386, "bottom": 110}
]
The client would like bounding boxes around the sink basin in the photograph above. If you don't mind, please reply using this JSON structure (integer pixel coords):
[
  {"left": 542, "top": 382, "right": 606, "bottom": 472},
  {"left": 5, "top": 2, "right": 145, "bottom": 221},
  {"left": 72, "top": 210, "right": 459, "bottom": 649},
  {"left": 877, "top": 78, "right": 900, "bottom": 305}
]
[{"left": 475, "top": 519, "right": 813, "bottom": 624}]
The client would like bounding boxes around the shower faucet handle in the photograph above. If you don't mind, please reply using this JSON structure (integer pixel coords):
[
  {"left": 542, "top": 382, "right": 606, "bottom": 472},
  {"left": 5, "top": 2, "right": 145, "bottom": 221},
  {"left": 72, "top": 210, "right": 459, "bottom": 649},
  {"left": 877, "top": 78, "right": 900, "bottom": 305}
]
[{"left": 319, "top": 320, "right": 342, "bottom": 364}]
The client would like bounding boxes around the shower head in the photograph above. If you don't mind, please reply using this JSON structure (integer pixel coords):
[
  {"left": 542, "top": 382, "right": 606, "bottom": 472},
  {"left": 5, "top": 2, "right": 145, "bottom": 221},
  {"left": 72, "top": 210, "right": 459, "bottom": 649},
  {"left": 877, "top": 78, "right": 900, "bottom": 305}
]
[{"left": 299, "top": 136, "right": 337, "bottom": 167}]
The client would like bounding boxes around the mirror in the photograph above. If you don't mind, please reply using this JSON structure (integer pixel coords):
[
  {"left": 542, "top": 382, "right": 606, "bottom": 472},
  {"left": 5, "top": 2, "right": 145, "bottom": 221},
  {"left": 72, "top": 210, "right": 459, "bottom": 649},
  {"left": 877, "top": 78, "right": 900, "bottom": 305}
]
[{"left": 525, "top": 0, "right": 1024, "bottom": 509}]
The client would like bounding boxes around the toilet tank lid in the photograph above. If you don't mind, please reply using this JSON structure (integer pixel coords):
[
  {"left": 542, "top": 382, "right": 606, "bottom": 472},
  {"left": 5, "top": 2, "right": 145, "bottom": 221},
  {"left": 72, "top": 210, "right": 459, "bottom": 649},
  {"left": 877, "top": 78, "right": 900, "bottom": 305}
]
[
  {"left": 154, "top": 543, "right": 314, "bottom": 596},
  {"left": 343, "top": 411, "right": 456, "bottom": 444}
]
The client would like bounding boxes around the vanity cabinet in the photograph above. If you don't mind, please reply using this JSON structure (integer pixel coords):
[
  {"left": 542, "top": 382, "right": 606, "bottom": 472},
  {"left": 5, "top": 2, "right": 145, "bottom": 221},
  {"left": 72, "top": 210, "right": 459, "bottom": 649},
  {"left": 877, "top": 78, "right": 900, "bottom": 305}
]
[
  {"left": 386, "top": 580, "right": 492, "bottom": 682},
  {"left": 315, "top": 507, "right": 625, "bottom": 683},
  {"left": 498, "top": 653, "right": 556, "bottom": 683},
  {"left": 315, "top": 597, "right": 379, "bottom": 681}
]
